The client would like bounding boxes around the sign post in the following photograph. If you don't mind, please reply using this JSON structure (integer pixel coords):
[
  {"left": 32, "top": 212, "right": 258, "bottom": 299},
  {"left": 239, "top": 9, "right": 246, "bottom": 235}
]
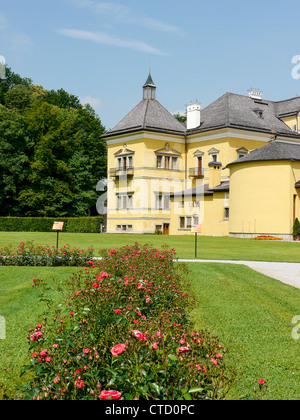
[
  {"left": 52, "top": 222, "right": 64, "bottom": 249},
  {"left": 191, "top": 225, "right": 201, "bottom": 259}
]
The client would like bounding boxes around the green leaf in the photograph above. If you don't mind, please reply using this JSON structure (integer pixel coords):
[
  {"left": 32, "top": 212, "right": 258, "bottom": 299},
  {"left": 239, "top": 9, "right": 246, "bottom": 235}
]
[
  {"left": 149, "top": 382, "right": 160, "bottom": 394},
  {"left": 189, "top": 387, "right": 204, "bottom": 393},
  {"left": 184, "top": 393, "right": 192, "bottom": 400},
  {"left": 167, "top": 354, "right": 177, "bottom": 361}
]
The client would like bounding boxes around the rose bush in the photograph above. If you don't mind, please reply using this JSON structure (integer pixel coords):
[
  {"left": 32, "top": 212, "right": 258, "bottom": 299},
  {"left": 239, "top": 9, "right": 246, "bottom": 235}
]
[
  {"left": 19, "top": 243, "right": 237, "bottom": 400},
  {"left": 0, "top": 241, "right": 94, "bottom": 266}
]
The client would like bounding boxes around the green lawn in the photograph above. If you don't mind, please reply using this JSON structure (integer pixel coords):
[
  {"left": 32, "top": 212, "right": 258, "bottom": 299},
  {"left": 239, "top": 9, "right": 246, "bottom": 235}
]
[
  {"left": 187, "top": 263, "right": 300, "bottom": 400},
  {"left": 1, "top": 231, "right": 300, "bottom": 262},
  {"left": 0, "top": 266, "right": 81, "bottom": 395}
]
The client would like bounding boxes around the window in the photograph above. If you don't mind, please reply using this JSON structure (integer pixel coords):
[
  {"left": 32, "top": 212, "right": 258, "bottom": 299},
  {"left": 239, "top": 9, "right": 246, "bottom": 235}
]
[
  {"left": 155, "top": 224, "right": 162, "bottom": 233},
  {"left": 224, "top": 207, "right": 229, "bottom": 220},
  {"left": 156, "top": 155, "right": 178, "bottom": 170},
  {"left": 212, "top": 154, "right": 218, "bottom": 162},
  {"left": 116, "top": 155, "right": 133, "bottom": 170},
  {"left": 156, "top": 194, "right": 170, "bottom": 210},
  {"left": 179, "top": 216, "right": 199, "bottom": 230},
  {"left": 117, "top": 194, "right": 133, "bottom": 210},
  {"left": 236, "top": 147, "right": 248, "bottom": 159},
  {"left": 116, "top": 224, "right": 133, "bottom": 232},
  {"left": 208, "top": 148, "right": 220, "bottom": 163},
  {"left": 156, "top": 155, "right": 163, "bottom": 168}
]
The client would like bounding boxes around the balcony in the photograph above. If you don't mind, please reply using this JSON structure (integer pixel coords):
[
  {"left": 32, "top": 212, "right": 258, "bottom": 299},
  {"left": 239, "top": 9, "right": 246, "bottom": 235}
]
[
  {"left": 110, "top": 166, "right": 134, "bottom": 179},
  {"left": 188, "top": 167, "right": 204, "bottom": 179}
]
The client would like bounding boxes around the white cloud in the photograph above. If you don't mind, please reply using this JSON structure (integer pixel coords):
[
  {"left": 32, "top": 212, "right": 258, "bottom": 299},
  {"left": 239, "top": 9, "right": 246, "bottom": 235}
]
[
  {"left": 80, "top": 95, "right": 102, "bottom": 109},
  {"left": 66, "top": 0, "right": 185, "bottom": 36},
  {"left": 57, "top": 28, "right": 167, "bottom": 55}
]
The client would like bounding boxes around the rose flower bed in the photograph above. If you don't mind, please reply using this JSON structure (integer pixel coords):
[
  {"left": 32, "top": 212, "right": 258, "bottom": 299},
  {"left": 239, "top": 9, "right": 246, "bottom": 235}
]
[
  {"left": 0, "top": 241, "right": 94, "bottom": 267},
  {"left": 20, "top": 243, "right": 236, "bottom": 400}
]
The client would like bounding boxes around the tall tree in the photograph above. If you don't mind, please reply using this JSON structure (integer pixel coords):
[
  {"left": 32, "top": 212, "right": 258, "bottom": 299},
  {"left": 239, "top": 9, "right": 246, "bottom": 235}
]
[
  {"left": 0, "top": 106, "right": 32, "bottom": 215},
  {"left": 0, "top": 67, "right": 107, "bottom": 217}
]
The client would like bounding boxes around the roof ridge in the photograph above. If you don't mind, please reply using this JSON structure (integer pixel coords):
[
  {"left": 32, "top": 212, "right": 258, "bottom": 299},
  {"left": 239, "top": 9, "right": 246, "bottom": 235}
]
[{"left": 143, "top": 98, "right": 150, "bottom": 128}]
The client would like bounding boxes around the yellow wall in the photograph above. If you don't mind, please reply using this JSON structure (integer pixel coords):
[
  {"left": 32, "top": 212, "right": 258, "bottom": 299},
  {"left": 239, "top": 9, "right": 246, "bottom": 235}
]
[
  {"left": 186, "top": 134, "right": 268, "bottom": 181},
  {"left": 229, "top": 160, "right": 300, "bottom": 237},
  {"left": 170, "top": 191, "right": 229, "bottom": 236},
  {"left": 106, "top": 129, "right": 271, "bottom": 235},
  {"left": 106, "top": 133, "right": 185, "bottom": 234},
  {"left": 281, "top": 115, "right": 300, "bottom": 134}
]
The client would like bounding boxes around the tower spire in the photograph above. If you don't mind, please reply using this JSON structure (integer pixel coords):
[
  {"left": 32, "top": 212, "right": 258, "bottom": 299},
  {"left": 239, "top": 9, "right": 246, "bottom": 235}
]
[{"left": 143, "top": 71, "right": 156, "bottom": 100}]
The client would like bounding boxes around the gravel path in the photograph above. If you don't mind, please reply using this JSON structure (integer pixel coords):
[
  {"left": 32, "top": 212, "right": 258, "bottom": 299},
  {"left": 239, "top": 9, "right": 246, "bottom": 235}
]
[{"left": 175, "top": 259, "right": 300, "bottom": 289}]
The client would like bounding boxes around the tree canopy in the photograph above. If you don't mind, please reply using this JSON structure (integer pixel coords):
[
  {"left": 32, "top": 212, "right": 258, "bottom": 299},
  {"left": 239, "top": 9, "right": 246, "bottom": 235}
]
[{"left": 0, "top": 67, "right": 107, "bottom": 217}]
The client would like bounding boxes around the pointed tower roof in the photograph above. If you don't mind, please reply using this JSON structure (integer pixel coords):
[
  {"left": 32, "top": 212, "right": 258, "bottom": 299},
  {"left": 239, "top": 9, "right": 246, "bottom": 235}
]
[
  {"left": 104, "top": 74, "right": 185, "bottom": 138},
  {"left": 143, "top": 72, "right": 156, "bottom": 87}
]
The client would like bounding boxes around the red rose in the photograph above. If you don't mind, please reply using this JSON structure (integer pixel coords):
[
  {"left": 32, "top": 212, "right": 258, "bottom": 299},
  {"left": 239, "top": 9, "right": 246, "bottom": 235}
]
[
  {"left": 99, "top": 390, "right": 122, "bottom": 400},
  {"left": 111, "top": 343, "right": 126, "bottom": 356},
  {"left": 39, "top": 350, "right": 47, "bottom": 358},
  {"left": 258, "top": 379, "right": 265, "bottom": 385}
]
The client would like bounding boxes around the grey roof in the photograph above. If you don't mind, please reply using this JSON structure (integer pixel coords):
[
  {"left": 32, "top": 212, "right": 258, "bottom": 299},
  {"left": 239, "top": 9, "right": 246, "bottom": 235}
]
[
  {"left": 187, "top": 93, "right": 300, "bottom": 138},
  {"left": 227, "top": 140, "right": 300, "bottom": 166},
  {"left": 171, "top": 182, "right": 229, "bottom": 197},
  {"left": 208, "top": 181, "right": 230, "bottom": 192},
  {"left": 103, "top": 76, "right": 300, "bottom": 139},
  {"left": 105, "top": 98, "right": 186, "bottom": 137}
]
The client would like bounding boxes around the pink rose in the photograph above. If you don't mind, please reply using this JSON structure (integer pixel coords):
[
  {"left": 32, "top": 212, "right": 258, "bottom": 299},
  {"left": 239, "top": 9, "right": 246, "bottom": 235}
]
[
  {"left": 131, "top": 330, "right": 147, "bottom": 340},
  {"left": 177, "top": 346, "right": 190, "bottom": 353},
  {"left": 99, "top": 390, "right": 122, "bottom": 400},
  {"left": 74, "top": 379, "right": 85, "bottom": 389},
  {"left": 111, "top": 343, "right": 126, "bottom": 356}
]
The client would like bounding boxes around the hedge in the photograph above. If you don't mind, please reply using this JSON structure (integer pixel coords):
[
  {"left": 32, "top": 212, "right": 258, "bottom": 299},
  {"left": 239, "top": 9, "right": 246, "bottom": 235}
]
[{"left": 0, "top": 217, "right": 104, "bottom": 233}]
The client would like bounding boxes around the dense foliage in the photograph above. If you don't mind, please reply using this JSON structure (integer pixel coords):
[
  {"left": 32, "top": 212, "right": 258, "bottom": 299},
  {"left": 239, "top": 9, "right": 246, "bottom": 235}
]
[
  {"left": 0, "top": 216, "right": 104, "bottom": 233},
  {"left": 0, "top": 67, "right": 107, "bottom": 217},
  {"left": 19, "top": 243, "right": 236, "bottom": 400}
]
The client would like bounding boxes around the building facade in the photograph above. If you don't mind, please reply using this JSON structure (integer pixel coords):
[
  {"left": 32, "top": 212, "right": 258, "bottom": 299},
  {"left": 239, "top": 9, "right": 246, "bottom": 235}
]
[{"left": 102, "top": 74, "right": 300, "bottom": 239}]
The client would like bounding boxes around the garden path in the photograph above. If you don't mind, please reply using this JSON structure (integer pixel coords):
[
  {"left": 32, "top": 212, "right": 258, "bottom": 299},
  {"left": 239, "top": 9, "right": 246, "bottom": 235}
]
[{"left": 175, "top": 259, "right": 300, "bottom": 290}]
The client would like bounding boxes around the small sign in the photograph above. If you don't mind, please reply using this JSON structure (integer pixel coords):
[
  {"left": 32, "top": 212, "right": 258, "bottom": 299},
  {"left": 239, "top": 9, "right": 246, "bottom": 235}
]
[
  {"left": 52, "top": 222, "right": 64, "bottom": 231},
  {"left": 191, "top": 225, "right": 201, "bottom": 233}
]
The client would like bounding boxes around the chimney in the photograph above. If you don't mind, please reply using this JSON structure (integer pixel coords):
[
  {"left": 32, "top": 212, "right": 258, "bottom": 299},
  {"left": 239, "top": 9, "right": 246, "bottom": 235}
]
[
  {"left": 248, "top": 88, "right": 262, "bottom": 100},
  {"left": 186, "top": 101, "right": 201, "bottom": 130},
  {"left": 208, "top": 162, "right": 222, "bottom": 189}
]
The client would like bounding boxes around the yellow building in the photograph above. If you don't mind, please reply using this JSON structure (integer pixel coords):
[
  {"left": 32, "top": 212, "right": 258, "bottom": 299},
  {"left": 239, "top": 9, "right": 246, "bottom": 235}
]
[{"left": 102, "top": 75, "right": 300, "bottom": 240}]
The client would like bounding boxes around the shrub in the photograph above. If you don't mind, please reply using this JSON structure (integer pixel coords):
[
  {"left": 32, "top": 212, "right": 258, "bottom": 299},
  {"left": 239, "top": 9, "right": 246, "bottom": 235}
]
[
  {"left": 0, "top": 217, "right": 104, "bottom": 233},
  {"left": 0, "top": 241, "right": 94, "bottom": 267},
  {"left": 19, "top": 243, "right": 236, "bottom": 400},
  {"left": 293, "top": 218, "right": 300, "bottom": 239}
]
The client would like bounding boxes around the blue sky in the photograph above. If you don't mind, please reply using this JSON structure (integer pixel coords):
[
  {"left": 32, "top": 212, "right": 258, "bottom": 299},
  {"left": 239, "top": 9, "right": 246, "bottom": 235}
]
[{"left": 1, "top": 0, "right": 300, "bottom": 130}]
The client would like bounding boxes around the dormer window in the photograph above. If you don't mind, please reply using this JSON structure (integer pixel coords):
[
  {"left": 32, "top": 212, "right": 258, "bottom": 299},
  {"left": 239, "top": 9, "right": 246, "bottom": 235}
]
[{"left": 253, "top": 108, "right": 264, "bottom": 118}]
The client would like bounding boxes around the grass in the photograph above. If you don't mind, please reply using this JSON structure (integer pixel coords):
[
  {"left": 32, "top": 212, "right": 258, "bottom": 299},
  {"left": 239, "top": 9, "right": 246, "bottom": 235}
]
[
  {"left": 186, "top": 263, "right": 300, "bottom": 400},
  {"left": 0, "top": 266, "right": 81, "bottom": 395},
  {"left": 1, "top": 231, "right": 300, "bottom": 262}
]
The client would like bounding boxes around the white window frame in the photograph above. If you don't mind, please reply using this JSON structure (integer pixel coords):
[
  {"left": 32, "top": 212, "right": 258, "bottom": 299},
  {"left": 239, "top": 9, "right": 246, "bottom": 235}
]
[
  {"left": 155, "top": 193, "right": 170, "bottom": 210},
  {"left": 117, "top": 193, "right": 133, "bottom": 210},
  {"left": 179, "top": 215, "right": 199, "bottom": 230},
  {"left": 156, "top": 154, "right": 178, "bottom": 170}
]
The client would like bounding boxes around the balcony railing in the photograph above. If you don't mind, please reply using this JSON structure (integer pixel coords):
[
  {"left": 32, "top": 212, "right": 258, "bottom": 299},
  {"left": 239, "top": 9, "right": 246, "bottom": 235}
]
[
  {"left": 188, "top": 167, "right": 204, "bottom": 178},
  {"left": 110, "top": 166, "right": 134, "bottom": 178}
]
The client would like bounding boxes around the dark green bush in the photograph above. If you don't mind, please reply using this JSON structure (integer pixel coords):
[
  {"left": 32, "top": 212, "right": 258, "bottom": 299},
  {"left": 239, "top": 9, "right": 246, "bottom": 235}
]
[{"left": 0, "top": 217, "right": 104, "bottom": 233}]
